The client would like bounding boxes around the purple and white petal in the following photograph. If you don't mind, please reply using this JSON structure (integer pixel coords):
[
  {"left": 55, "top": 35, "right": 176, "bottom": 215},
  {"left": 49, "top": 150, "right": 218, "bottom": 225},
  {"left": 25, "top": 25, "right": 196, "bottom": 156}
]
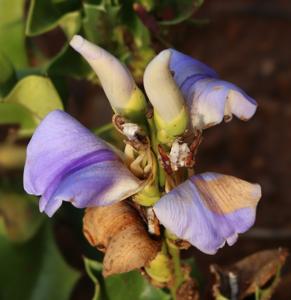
[
  {"left": 169, "top": 49, "right": 218, "bottom": 88},
  {"left": 168, "top": 50, "right": 258, "bottom": 129},
  {"left": 24, "top": 110, "right": 141, "bottom": 216},
  {"left": 40, "top": 160, "right": 141, "bottom": 217},
  {"left": 154, "top": 172, "right": 261, "bottom": 254},
  {"left": 184, "top": 79, "right": 257, "bottom": 130}
]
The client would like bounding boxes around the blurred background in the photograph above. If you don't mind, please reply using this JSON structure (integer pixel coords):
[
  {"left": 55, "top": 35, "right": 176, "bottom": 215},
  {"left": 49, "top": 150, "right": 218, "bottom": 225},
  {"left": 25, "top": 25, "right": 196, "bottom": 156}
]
[{"left": 0, "top": 0, "right": 290, "bottom": 299}]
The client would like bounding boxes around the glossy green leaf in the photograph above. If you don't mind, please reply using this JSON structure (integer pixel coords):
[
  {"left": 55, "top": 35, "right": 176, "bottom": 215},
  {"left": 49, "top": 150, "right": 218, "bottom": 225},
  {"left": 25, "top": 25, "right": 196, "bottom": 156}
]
[
  {"left": 0, "top": 222, "right": 80, "bottom": 300},
  {"left": 2, "top": 75, "right": 63, "bottom": 121},
  {"left": 25, "top": 0, "right": 80, "bottom": 36},
  {"left": 84, "top": 257, "right": 171, "bottom": 300},
  {"left": 0, "top": 0, "right": 27, "bottom": 68},
  {"left": 0, "top": 51, "right": 17, "bottom": 98},
  {"left": 0, "top": 193, "right": 44, "bottom": 243},
  {"left": 0, "top": 103, "right": 37, "bottom": 136}
]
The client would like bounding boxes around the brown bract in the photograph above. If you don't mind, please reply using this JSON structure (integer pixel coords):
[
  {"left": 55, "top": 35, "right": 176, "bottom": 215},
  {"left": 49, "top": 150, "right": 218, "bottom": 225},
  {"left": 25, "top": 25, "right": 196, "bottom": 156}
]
[
  {"left": 210, "top": 248, "right": 288, "bottom": 300},
  {"left": 83, "top": 202, "right": 161, "bottom": 277}
]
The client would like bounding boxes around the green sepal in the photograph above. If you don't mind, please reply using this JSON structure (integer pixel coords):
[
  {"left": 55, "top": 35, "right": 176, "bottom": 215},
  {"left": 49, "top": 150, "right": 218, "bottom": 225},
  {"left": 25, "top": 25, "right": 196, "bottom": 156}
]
[
  {"left": 133, "top": 182, "right": 160, "bottom": 206},
  {"left": 154, "top": 106, "right": 188, "bottom": 144},
  {"left": 121, "top": 87, "right": 148, "bottom": 124}
]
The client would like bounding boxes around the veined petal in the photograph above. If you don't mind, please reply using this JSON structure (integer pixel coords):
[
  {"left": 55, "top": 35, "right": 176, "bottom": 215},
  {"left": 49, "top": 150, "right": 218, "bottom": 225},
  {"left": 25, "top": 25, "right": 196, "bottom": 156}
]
[
  {"left": 153, "top": 172, "right": 261, "bottom": 254},
  {"left": 24, "top": 110, "right": 141, "bottom": 216},
  {"left": 169, "top": 49, "right": 218, "bottom": 88},
  {"left": 186, "top": 78, "right": 257, "bottom": 130},
  {"left": 168, "top": 50, "right": 257, "bottom": 130},
  {"left": 39, "top": 160, "right": 141, "bottom": 217}
]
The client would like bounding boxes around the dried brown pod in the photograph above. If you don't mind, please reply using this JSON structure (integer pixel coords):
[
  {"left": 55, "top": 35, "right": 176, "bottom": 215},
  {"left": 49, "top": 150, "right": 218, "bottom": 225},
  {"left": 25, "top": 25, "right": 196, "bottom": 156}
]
[
  {"left": 210, "top": 248, "right": 288, "bottom": 300},
  {"left": 83, "top": 201, "right": 161, "bottom": 277}
]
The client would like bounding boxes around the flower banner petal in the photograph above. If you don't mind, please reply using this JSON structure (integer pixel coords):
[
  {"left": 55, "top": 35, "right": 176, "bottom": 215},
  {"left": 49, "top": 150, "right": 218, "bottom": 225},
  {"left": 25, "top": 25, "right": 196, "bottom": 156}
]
[{"left": 154, "top": 172, "right": 261, "bottom": 254}]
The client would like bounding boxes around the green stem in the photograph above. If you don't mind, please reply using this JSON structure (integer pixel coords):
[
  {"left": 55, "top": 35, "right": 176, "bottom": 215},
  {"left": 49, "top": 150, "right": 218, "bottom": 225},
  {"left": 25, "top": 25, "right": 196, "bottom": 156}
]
[
  {"left": 147, "top": 115, "right": 166, "bottom": 187},
  {"left": 167, "top": 242, "right": 184, "bottom": 299}
]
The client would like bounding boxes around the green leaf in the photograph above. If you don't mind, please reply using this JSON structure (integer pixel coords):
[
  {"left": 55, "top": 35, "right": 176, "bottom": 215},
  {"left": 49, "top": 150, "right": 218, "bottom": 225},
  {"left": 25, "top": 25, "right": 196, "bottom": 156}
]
[
  {"left": 82, "top": 3, "right": 120, "bottom": 46},
  {"left": 0, "top": 51, "right": 17, "bottom": 98},
  {"left": 25, "top": 0, "right": 80, "bottom": 36},
  {"left": 0, "top": 0, "right": 27, "bottom": 68},
  {"left": 59, "top": 11, "right": 82, "bottom": 39},
  {"left": 0, "top": 103, "right": 37, "bottom": 137},
  {"left": 84, "top": 257, "right": 171, "bottom": 300},
  {"left": 0, "top": 193, "right": 44, "bottom": 243},
  {"left": 2, "top": 75, "right": 63, "bottom": 121},
  {"left": 47, "top": 45, "right": 93, "bottom": 79},
  {"left": 106, "top": 271, "right": 171, "bottom": 300},
  {"left": 0, "top": 222, "right": 80, "bottom": 300}
]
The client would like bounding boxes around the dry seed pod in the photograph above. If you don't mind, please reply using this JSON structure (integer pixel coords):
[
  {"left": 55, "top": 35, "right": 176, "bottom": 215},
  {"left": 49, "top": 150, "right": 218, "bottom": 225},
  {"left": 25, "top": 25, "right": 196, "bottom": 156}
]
[
  {"left": 83, "top": 202, "right": 138, "bottom": 251},
  {"left": 103, "top": 223, "right": 160, "bottom": 277},
  {"left": 83, "top": 201, "right": 160, "bottom": 276}
]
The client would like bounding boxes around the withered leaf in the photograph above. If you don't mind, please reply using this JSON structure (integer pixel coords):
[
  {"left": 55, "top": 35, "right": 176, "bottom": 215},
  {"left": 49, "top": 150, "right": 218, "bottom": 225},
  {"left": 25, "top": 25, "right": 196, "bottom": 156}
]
[{"left": 210, "top": 248, "right": 288, "bottom": 300}]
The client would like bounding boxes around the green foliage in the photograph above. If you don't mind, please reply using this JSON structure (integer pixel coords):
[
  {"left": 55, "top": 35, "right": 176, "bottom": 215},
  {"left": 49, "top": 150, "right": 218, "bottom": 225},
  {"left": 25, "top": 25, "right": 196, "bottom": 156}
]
[
  {"left": 0, "top": 75, "right": 63, "bottom": 136},
  {"left": 25, "top": 0, "right": 80, "bottom": 36},
  {"left": 0, "top": 193, "right": 44, "bottom": 242},
  {"left": 0, "top": 52, "right": 17, "bottom": 98},
  {"left": 0, "top": 223, "right": 80, "bottom": 300},
  {"left": 0, "top": 0, "right": 27, "bottom": 68},
  {"left": 84, "top": 257, "right": 171, "bottom": 300}
]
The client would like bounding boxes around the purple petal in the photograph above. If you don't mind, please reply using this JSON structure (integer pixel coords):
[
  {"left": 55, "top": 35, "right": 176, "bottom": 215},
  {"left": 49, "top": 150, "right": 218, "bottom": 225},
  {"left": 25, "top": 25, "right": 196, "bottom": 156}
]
[
  {"left": 40, "top": 160, "right": 141, "bottom": 217},
  {"left": 169, "top": 49, "right": 218, "bottom": 88},
  {"left": 186, "top": 79, "right": 257, "bottom": 129},
  {"left": 154, "top": 172, "right": 261, "bottom": 254},
  {"left": 24, "top": 110, "right": 141, "bottom": 216},
  {"left": 168, "top": 50, "right": 257, "bottom": 129}
]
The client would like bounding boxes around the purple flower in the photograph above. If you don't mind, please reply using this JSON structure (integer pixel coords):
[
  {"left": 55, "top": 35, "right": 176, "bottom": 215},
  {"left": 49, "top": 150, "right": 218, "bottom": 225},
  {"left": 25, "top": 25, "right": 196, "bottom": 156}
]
[
  {"left": 23, "top": 40, "right": 262, "bottom": 255},
  {"left": 153, "top": 172, "right": 261, "bottom": 254},
  {"left": 144, "top": 49, "right": 258, "bottom": 131},
  {"left": 23, "top": 110, "right": 261, "bottom": 254},
  {"left": 23, "top": 110, "right": 141, "bottom": 217}
]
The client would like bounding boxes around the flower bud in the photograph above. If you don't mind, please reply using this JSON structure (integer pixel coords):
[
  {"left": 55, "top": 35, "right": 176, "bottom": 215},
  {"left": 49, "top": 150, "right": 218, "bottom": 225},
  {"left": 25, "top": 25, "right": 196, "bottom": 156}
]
[
  {"left": 143, "top": 50, "right": 188, "bottom": 143},
  {"left": 70, "top": 35, "right": 147, "bottom": 121}
]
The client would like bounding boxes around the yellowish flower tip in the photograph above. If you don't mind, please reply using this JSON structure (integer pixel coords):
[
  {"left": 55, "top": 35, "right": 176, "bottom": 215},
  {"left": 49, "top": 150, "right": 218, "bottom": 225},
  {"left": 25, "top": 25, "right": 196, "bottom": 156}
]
[{"left": 70, "top": 35, "right": 146, "bottom": 119}]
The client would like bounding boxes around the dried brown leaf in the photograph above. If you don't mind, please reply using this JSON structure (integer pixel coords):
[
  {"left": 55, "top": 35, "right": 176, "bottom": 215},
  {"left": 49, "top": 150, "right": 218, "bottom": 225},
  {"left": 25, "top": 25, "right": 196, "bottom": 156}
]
[{"left": 210, "top": 248, "right": 288, "bottom": 300}]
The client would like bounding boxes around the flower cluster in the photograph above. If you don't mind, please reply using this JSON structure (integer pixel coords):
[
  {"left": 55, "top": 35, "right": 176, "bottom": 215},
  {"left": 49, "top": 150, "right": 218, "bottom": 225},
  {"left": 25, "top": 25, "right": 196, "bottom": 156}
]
[{"left": 24, "top": 35, "right": 261, "bottom": 256}]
